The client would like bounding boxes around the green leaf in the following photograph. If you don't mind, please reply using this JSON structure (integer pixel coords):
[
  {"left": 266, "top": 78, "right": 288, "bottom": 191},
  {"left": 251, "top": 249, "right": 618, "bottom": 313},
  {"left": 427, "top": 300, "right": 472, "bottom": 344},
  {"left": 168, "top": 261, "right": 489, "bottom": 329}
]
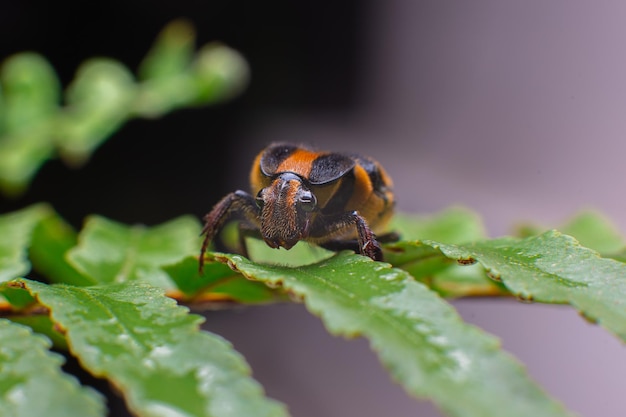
[
  {"left": 423, "top": 231, "right": 626, "bottom": 341},
  {"left": 216, "top": 252, "right": 572, "bottom": 417},
  {"left": 138, "top": 19, "right": 195, "bottom": 81},
  {"left": 29, "top": 209, "right": 92, "bottom": 285},
  {"left": 134, "top": 20, "right": 197, "bottom": 117},
  {"left": 389, "top": 207, "right": 487, "bottom": 243},
  {"left": 67, "top": 215, "right": 201, "bottom": 289},
  {"left": 9, "top": 314, "right": 68, "bottom": 350},
  {"left": 559, "top": 212, "right": 626, "bottom": 255},
  {"left": 386, "top": 208, "right": 486, "bottom": 266},
  {"left": 606, "top": 248, "right": 626, "bottom": 263},
  {"left": 163, "top": 256, "right": 278, "bottom": 303},
  {"left": 0, "top": 79, "right": 4, "bottom": 133},
  {"left": 190, "top": 44, "right": 250, "bottom": 105},
  {"left": 0, "top": 53, "right": 59, "bottom": 194},
  {"left": 0, "top": 204, "right": 88, "bottom": 286},
  {"left": 0, "top": 130, "right": 54, "bottom": 196},
  {"left": 0, "top": 53, "right": 60, "bottom": 131},
  {"left": 386, "top": 208, "right": 503, "bottom": 297},
  {"left": 247, "top": 239, "right": 334, "bottom": 266},
  {"left": 21, "top": 279, "right": 288, "bottom": 417},
  {"left": 0, "top": 284, "right": 36, "bottom": 310},
  {"left": 0, "top": 204, "right": 50, "bottom": 282},
  {"left": 0, "top": 206, "right": 275, "bottom": 302},
  {"left": 0, "top": 22, "right": 249, "bottom": 196},
  {"left": 0, "top": 319, "right": 105, "bottom": 417},
  {"left": 57, "top": 59, "right": 135, "bottom": 164},
  {"left": 166, "top": 257, "right": 236, "bottom": 295},
  {"left": 216, "top": 221, "right": 334, "bottom": 267},
  {"left": 517, "top": 211, "right": 626, "bottom": 255}
]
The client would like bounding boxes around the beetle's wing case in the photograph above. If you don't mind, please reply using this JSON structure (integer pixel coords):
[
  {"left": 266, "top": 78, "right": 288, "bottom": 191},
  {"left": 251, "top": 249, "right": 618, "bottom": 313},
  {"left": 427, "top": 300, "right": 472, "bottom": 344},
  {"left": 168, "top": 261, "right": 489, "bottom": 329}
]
[
  {"left": 250, "top": 143, "right": 306, "bottom": 193},
  {"left": 347, "top": 154, "right": 394, "bottom": 233},
  {"left": 348, "top": 154, "right": 393, "bottom": 193},
  {"left": 306, "top": 153, "right": 356, "bottom": 184},
  {"left": 250, "top": 143, "right": 356, "bottom": 192},
  {"left": 255, "top": 143, "right": 354, "bottom": 180},
  {"left": 257, "top": 143, "right": 299, "bottom": 177}
]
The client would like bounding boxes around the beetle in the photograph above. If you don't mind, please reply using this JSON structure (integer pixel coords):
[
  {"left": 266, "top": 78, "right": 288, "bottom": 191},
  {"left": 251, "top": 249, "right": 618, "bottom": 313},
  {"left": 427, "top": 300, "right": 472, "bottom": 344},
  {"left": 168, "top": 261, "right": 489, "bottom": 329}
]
[{"left": 199, "top": 142, "right": 396, "bottom": 272}]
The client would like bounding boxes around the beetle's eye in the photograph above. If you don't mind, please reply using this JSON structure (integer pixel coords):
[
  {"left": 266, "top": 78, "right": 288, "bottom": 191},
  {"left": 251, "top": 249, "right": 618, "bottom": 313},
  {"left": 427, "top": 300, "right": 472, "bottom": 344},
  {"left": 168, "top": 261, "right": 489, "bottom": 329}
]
[
  {"left": 255, "top": 189, "right": 265, "bottom": 209},
  {"left": 298, "top": 190, "right": 317, "bottom": 212}
]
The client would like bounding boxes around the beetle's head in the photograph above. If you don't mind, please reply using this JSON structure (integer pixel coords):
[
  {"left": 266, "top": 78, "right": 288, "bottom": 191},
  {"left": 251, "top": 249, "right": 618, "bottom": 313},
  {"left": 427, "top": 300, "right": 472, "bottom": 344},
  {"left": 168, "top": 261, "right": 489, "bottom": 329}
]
[{"left": 256, "top": 172, "right": 318, "bottom": 250}]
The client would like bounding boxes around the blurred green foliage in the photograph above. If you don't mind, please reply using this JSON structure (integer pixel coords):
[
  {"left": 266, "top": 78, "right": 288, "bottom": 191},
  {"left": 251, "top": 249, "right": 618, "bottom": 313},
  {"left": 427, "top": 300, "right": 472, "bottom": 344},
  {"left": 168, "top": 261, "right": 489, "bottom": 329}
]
[{"left": 0, "top": 20, "right": 249, "bottom": 196}]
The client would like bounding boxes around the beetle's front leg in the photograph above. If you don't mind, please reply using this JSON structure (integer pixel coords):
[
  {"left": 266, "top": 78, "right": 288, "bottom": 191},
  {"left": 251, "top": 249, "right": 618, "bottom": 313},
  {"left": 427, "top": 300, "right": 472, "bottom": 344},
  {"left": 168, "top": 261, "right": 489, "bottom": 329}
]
[
  {"left": 199, "top": 190, "right": 259, "bottom": 273},
  {"left": 351, "top": 212, "right": 383, "bottom": 261},
  {"left": 313, "top": 211, "right": 383, "bottom": 261}
]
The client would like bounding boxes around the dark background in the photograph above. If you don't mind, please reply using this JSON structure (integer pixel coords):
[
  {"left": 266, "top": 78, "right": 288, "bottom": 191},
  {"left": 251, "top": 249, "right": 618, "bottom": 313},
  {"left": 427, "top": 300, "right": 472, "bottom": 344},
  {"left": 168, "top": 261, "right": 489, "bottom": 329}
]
[
  {"left": 0, "top": 1, "right": 366, "bottom": 226},
  {"left": 2, "top": 2, "right": 626, "bottom": 417}
]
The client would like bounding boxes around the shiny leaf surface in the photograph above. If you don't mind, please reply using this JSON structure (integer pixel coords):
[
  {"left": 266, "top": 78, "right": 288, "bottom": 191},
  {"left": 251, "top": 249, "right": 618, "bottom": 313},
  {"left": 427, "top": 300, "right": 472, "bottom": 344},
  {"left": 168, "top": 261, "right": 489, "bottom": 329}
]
[
  {"left": 426, "top": 231, "right": 626, "bottom": 341},
  {"left": 163, "top": 256, "right": 278, "bottom": 303},
  {"left": 216, "top": 252, "right": 573, "bottom": 417},
  {"left": 67, "top": 215, "right": 200, "bottom": 289},
  {"left": 517, "top": 211, "right": 626, "bottom": 257},
  {"left": 0, "top": 204, "right": 49, "bottom": 282},
  {"left": 28, "top": 208, "right": 92, "bottom": 285},
  {"left": 0, "top": 319, "right": 105, "bottom": 417},
  {"left": 22, "top": 279, "right": 288, "bottom": 417},
  {"left": 386, "top": 208, "right": 504, "bottom": 297}
]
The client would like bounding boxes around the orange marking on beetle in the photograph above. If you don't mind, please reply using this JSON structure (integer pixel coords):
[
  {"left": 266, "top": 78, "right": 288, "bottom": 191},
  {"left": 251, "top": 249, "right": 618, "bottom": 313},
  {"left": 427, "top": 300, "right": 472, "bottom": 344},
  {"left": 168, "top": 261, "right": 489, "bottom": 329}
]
[
  {"left": 249, "top": 152, "right": 266, "bottom": 190},
  {"left": 276, "top": 149, "right": 319, "bottom": 177},
  {"left": 345, "top": 164, "right": 373, "bottom": 210}
]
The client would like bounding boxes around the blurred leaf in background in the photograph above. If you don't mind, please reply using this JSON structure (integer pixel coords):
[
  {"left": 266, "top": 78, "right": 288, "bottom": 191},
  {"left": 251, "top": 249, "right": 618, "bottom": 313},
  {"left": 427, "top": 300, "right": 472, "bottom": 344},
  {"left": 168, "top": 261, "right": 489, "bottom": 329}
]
[{"left": 0, "top": 20, "right": 249, "bottom": 196}]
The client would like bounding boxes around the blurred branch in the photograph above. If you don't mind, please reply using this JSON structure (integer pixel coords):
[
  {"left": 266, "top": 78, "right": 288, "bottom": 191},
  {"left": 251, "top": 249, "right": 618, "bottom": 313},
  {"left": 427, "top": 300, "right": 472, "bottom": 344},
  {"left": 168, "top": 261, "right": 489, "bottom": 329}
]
[{"left": 0, "top": 19, "right": 249, "bottom": 197}]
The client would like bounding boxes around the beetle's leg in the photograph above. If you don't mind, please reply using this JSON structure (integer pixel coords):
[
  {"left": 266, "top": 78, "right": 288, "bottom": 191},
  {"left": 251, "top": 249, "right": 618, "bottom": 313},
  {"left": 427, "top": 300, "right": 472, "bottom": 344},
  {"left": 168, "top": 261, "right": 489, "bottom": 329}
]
[
  {"left": 319, "top": 232, "right": 398, "bottom": 253},
  {"left": 352, "top": 212, "right": 383, "bottom": 261},
  {"left": 313, "top": 211, "right": 383, "bottom": 261},
  {"left": 200, "top": 190, "right": 259, "bottom": 273}
]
